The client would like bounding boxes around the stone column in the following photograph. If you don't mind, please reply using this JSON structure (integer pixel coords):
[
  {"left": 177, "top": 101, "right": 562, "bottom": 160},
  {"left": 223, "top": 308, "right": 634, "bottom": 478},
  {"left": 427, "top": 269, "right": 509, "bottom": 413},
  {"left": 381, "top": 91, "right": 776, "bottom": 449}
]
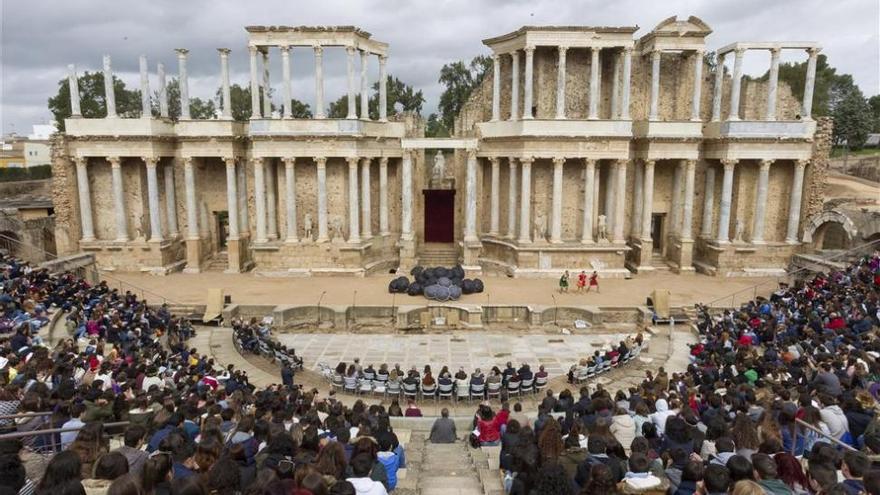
[
  {"left": 510, "top": 51, "right": 520, "bottom": 121},
  {"left": 648, "top": 49, "right": 662, "bottom": 120},
  {"left": 74, "top": 158, "right": 95, "bottom": 241},
  {"left": 507, "top": 158, "right": 518, "bottom": 238},
  {"left": 786, "top": 160, "right": 808, "bottom": 243},
  {"left": 613, "top": 160, "right": 627, "bottom": 243},
  {"left": 681, "top": 160, "right": 696, "bottom": 240},
  {"left": 765, "top": 48, "right": 780, "bottom": 121},
  {"left": 283, "top": 158, "right": 298, "bottom": 243},
  {"left": 346, "top": 47, "right": 357, "bottom": 119},
  {"left": 265, "top": 160, "right": 278, "bottom": 239},
  {"left": 347, "top": 157, "right": 361, "bottom": 243},
  {"left": 717, "top": 159, "right": 736, "bottom": 243},
  {"left": 261, "top": 50, "right": 271, "bottom": 117},
  {"left": 314, "top": 46, "right": 326, "bottom": 119},
  {"left": 225, "top": 158, "right": 239, "bottom": 240},
  {"left": 144, "top": 157, "right": 163, "bottom": 242},
  {"left": 491, "top": 54, "right": 501, "bottom": 121},
  {"left": 632, "top": 160, "right": 643, "bottom": 239},
  {"left": 518, "top": 158, "right": 533, "bottom": 242},
  {"left": 489, "top": 157, "right": 500, "bottom": 235},
  {"left": 611, "top": 51, "right": 621, "bottom": 119},
  {"left": 523, "top": 47, "right": 535, "bottom": 119},
  {"left": 691, "top": 50, "right": 704, "bottom": 121},
  {"left": 157, "top": 63, "right": 169, "bottom": 118},
  {"left": 551, "top": 157, "right": 564, "bottom": 243},
  {"left": 640, "top": 160, "right": 656, "bottom": 242},
  {"left": 165, "top": 162, "right": 178, "bottom": 237},
  {"left": 589, "top": 47, "right": 601, "bottom": 119},
  {"left": 379, "top": 157, "right": 389, "bottom": 235},
  {"left": 555, "top": 46, "right": 567, "bottom": 119},
  {"left": 701, "top": 166, "right": 716, "bottom": 238},
  {"left": 360, "top": 157, "right": 372, "bottom": 238},
  {"left": 253, "top": 157, "right": 267, "bottom": 243},
  {"left": 249, "top": 47, "right": 261, "bottom": 118},
  {"left": 604, "top": 163, "right": 616, "bottom": 232},
  {"left": 581, "top": 159, "right": 596, "bottom": 243},
  {"left": 752, "top": 159, "right": 772, "bottom": 243},
  {"left": 711, "top": 53, "right": 725, "bottom": 121},
  {"left": 728, "top": 48, "right": 745, "bottom": 121},
  {"left": 593, "top": 166, "right": 601, "bottom": 232},
  {"left": 621, "top": 47, "right": 632, "bottom": 120},
  {"left": 68, "top": 65, "right": 82, "bottom": 117},
  {"left": 464, "top": 151, "right": 479, "bottom": 242},
  {"left": 176, "top": 49, "right": 190, "bottom": 119},
  {"left": 401, "top": 152, "right": 413, "bottom": 241},
  {"left": 280, "top": 46, "right": 292, "bottom": 119},
  {"left": 670, "top": 161, "right": 683, "bottom": 236},
  {"left": 802, "top": 48, "right": 820, "bottom": 119},
  {"left": 315, "top": 157, "right": 329, "bottom": 242},
  {"left": 360, "top": 50, "right": 369, "bottom": 120},
  {"left": 379, "top": 56, "right": 388, "bottom": 122},
  {"left": 217, "top": 49, "right": 232, "bottom": 119},
  {"left": 184, "top": 158, "right": 198, "bottom": 238},
  {"left": 237, "top": 163, "right": 249, "bottom": 234},
  {"left": 109, "top": 157, "right": 127, "bottom": 241},
  {"left": 102, "top": 55, "right": 117, "bottom": 118},
  {"left": 139, "top": 55, "right": 151, "bottom": 118}
]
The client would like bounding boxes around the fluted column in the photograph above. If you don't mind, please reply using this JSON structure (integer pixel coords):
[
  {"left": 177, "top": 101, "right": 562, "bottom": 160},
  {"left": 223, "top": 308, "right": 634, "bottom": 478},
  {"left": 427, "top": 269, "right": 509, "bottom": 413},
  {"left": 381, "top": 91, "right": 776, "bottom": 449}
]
[
  {"left": 165, "top": 163, "right": 178, "bottom": 237},
  {"left": 523, "top": 47, "right": 535, "bottom": 119},
  {"left": 102, "top": 55, "right": 117, "bottom": 118},
  {"left": 237, "top": 163, "right": 249, "bottom": 234},
  {"left": 604, "top": 163, "right": 616, "bottom": 233},
  {"left": 681, "top": 160, "right": 696, "bottom": 241},
  {"left": 551, "top": 157, "right": 564, "bottom": 243},
  {"left": 68, "top": 65, "right": 82, "bottom": 117},
  {"left": 613, "top": 160, "right": 627, "bottom": 243},
  {"left": 765, "top": 48, "right": 780, "bottom": 121},
  {"left": 401, "top": 152, "right": 413, "bottom": 241},
  {"left": 640, "top": 160, "right": 656, "bottom": 242},
  {"left": 157, "top": 63, "right": 169, "bottom": 118},
  {"left": 315, "top": 157, "right": 329, "bottom": 242},
  {"left": 711, "top": 53, "right": 725, "bottom": 121},
  {"left": 752, "top": 159, "right": 772, "bottom": 244},
  {"left": 670, "top": 161, "right": 683, "bottom": 236},
  {"left": 786, "top": 160, "right": 808, "bottom": 243},
  {"left": 621, "top": 47, "right": 632, "bottom": 120},
  {"left": 464, "top": 151, "right": 479, "bottom": 242},
  {"left": 139, "top": 55, "right": 151, "bottom": 118},
  {"left": 649, "top": 49, "right": 661, "bottom": 121},
  {"left": 283, "top": 158, "right": 298, "bottom": 243},
  {"left": 253, "top": 157, "right": 267, "bottom": 243},
  {"left": 717, "top": 159, "right": 736, "bottom": 243},
  {"left": 184, "top": 158, "right": 198, "bottom": 239},
  {"left": 518, "top": 158, "right": 533, "bottom": 243},
  {"left": 728, "top": 48, "right": 745, "bottom": 121},
  {"left": 347, "top": 157, "right": 361, "bottom": 243},
  {"left": 360, "top": 157, "right": 372, "bottom": 238},
  {"left": 379, "top": 157, "right": 389, "bottom": 235},
  {"left": 379, "top": 56, "right": 388, "bottom": 122},
  {"left": 611, "top": 51, "right": 621, "bottom": 119},
  {"left": 360, "top": 50, "right": 369, "bottom": 120},
  {"left": 691, "top": 50, "right": 704, "bottom": 121},
  {"left": 802, "top": 48, "right": 820, "bottom": 119},
  {"left": 632, "top": 161, "right": 643, "bottom": 239},
  {"left": 218, "top": 49, "right": 232, "bottom": 119},
  {"left": 510, "top": 51, "right": 520, "bottom": 121},
  {"left": 314, "top": 46, "right": 326, "bottom": 119},
  {"left": 581, "top": 159, "right": 596, "bottom": 243},
  {"left": 249, "top": 47, "right": 261, "bottom": 119},
  {"left": 489, "top": 157, "right": 500, "bottom": 235},
  {"left": 261, "top": 50, "right": 271, "bottom": 117},
  {"left": 555, "top": 46, "right": 567, "bottom": 119},
  {"left": 108, "top": 157, "right": 127, "bottom": 241},
  {"left": 74, "top": 158, "right": 95, "bottom": 241},
  {"left": 225, "top": 158, "right": 239, "bottom": 240},
  {"left": 589, "top": 47, "right": 601, "bottom": 119},
  {"left": 701, "top": 166, "right": 716, "bottom": 238},
  {"left": 346, "top": 47, "right": 357, "bottom": 119},
  {"left": 265, "top": 160, "right": 278, "bottom": 239},
  {"left": 176, "top": 49, "right": 190, "bottom": 119},
  {"left": 144, "top": 157, "right": 163, "bottom": 242},
  {"left": 280, "top": 46, "right": 292, "bottom": 119},
  {"left": 507, "top": 158, "right": 518, "bottom": 238},
  {"left": 490, "top": 54, "right": 501, "bottom": 121}
]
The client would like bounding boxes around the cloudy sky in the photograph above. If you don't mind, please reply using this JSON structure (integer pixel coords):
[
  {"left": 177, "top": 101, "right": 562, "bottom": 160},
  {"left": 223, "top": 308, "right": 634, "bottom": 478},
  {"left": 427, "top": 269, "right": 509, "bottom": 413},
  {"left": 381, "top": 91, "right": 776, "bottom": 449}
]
[{"left": 1, "top": 0, "right": 878, "bottom": 135}]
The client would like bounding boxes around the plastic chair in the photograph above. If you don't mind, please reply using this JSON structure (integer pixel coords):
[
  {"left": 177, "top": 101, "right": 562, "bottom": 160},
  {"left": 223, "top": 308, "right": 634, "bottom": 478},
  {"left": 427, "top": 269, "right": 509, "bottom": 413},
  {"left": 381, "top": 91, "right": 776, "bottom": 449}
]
[
  {"left": 507, "top": 380, "right": 521, "bottom": 397},
  {"left": 534, "top": 375, "right": 548, "bottom": 392},
  {"left": 385, "top": 380, "right": 402, "bottom": 399},
  {"left": 438, "top": 382, "right": 454, "bottom": 402},
  {"left": 486, "top": 381, "right": 502, "bottom": 400},
  {"left": 358, "top": 379, "right": 373, "bottom": 395},
  {"left": 421, "top": 383, "right": 438, "bottom": 401},
  {"left": 520, "top": 377, "right": 535, "bottom": 395},
  {"left": 402, "top": 381, "right": 419, "bottom": 401},
  {"left": 343, "top": 375, "right": 358, "bottom": 394},
  {"left": 469, "top": 383, "right": 486, "bottom": 402}
]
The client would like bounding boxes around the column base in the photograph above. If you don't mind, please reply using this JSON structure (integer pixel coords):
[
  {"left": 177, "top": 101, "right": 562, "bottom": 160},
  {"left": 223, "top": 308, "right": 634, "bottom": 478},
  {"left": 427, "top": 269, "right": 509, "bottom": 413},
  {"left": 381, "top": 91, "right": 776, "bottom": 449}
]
[
  {"left": 284, "top": 237, "right": 300, "bottom": 244},
  {"left": 785, "top": 239, "right": 801, "bottom": 245},
  {"left": 751, "top": 239, "right": 766, "bottom": 245},
  {"left": 183, "top": 238, "right": 202, "bottom": 273},
  {"left": 226, "top": 238, "right": 243, "bottom": 273},
  {"left": 580, "top": 238, "right": 595, "bottom": 245},
  {"left": 81, "top": 237, "right": 96, "bottom": 243}
]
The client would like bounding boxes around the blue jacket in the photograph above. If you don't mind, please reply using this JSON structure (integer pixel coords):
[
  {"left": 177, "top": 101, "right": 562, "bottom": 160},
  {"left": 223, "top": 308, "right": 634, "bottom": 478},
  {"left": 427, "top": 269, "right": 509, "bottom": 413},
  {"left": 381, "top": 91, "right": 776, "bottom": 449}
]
[{"left": 377, "top": 451, "right": 400, "bottom": 490}]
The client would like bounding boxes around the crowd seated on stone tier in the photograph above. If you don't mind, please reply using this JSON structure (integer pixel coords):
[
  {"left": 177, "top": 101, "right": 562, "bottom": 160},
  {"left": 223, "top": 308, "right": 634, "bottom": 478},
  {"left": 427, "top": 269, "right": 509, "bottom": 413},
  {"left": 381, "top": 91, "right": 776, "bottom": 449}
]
[{"left": 232, "top": 318, "right": 303, "bottom": 373}]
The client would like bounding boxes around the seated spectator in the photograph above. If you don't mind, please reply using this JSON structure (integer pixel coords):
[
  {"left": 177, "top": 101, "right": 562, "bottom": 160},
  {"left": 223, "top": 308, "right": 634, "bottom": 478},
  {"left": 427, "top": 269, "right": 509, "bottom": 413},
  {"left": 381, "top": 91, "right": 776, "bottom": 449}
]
[
  {"left": 403, "top": 400, "right": 421, "bottom": 418},
  {"left": 752, "top": 453, "right": 793, "bottom": 495},
  {"left": 618, "top": 453, "right": 670, "bottom": 495},
  {"left": 111, "top": 426, "right": 148, "bottom": 478},
  {"left": 346, "top": 453, "right": 387, "bottom": 495},
  {"left": 429, "top": 408, "right": 457, "bottom": 444}
]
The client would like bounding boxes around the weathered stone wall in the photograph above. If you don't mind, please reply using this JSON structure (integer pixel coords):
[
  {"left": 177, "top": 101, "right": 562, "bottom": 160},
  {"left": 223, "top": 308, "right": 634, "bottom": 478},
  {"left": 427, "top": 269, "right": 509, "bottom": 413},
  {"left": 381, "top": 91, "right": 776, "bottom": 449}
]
[
  {"left": 804, "top": 117, "right": 833, "bottom": 222},
  {"left": 50, "top": 135, "right": 80, "bottom": 256}
]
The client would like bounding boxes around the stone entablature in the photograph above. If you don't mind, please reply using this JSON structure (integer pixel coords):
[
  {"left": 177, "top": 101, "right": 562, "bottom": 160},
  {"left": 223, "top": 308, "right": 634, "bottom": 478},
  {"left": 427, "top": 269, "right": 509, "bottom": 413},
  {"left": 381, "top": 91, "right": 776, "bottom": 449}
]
[{"left": 245, "top": 25, "right": 388, "bottom": 56}]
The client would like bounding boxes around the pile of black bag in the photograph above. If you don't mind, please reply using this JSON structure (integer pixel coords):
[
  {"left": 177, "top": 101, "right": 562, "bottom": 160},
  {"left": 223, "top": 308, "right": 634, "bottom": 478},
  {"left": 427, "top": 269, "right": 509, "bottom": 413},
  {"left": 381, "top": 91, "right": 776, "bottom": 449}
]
[{"left": 387, "top": 265, "right": 484, "bottom": 301}]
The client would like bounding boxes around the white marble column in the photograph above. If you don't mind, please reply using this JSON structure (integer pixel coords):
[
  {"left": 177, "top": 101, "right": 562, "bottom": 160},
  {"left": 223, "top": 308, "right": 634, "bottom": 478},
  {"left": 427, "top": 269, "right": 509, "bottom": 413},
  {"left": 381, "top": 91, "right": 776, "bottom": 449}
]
[
  {"left": 216, "top": 49, "right": 232, "bottom": 120},
  {"left": 261, "top": 50, "right": 271, "bottom": 117},
  {"left": 253, "top": 158, "right": 267, "bottom": 243},
  {"left": 640, "top": 160, "right": 656, "bottom": 242},
  {"left": 401, "top": 152, "right": 413, "bottom": 241},
  {"left": 613, "top": 160, "right": 627, "bottom": 243},
  {"left": 786, "top": 160, "right": 808, "bottom": 243},
  {"left": 464, "top": 151, "right": 479, "bottom": 242},
  {"left": 681, "top": 160, "right": 696, "bottom": 241},
  {"left": 108, "top": 157, "right": 127, "bottom": 241},
  {"left": 314, "top": 46, "right": 326, "bottom": 119},
  {"left": 225, "top": 158, "right": 239, "bottom": 240},
  {"left": 379, "top": 157, "right": 389, "bottom": 235},
  {"left": 621, "top": 47, "right": 632, "bottom": 120},
  {"left": 491, "top": 54, "right": 501, "bottom": 121},
  {"left": 765, "top": 48, "right": 780, "bottom": 121},
  {"left": 176, "top": 49, "right": 190, "bottom": 119},
  {"left": 265, "top": 160, "right": 278, "bottom": 240},
  {"left": 691, "top": 50, "right": 704, "bottom": 121},
  {"left": 711, "top": 53, "right": 725, "bottom": 121},
  {"left": 283, "top": 158, "right": 298, "bottom": 243},
  {"left": 752, "top": 159, "right": 772, "bottom": 244},
  {"left": 632, "top": 160, "right": 644, "bottom": 239},
  {"left": 249, "top": 47, "right": 261, "bottom": 119},
  {"left": 717, "top": 159, "right": 736, "bottom": 243},
  {"left": 523, "top": 47, "right": 535, "bottom": 119},
  {"left": 555, "top": 47, "right": 567, "bottom": 119},
  {"left": 102, "top": 55, "right": 117, "bottom": 118},
  {"left": 165, "top": 163, "right": 178, "bottom": 237},
  {"left": 184, "top": 158, "right": 198, "bottom": 239},
  {"left": 144, "top": 157, "right": 163, "bottom": 242},
  {"left": 360, "top": 50, "right": 369, "bottom": 120},
  {"left": 518, "top": 158, "right": 533, "bottom": 242},
  {"left": 280, "top": 46, "right": 292, "bottom": 119},
  {"left": 68, "top": 64, "right": 82, "bottom": 117},
  {"left": 379, "top": 56, "right": 388, "bottom": 122},
  {"left": 593, "top": 166, "right": 601, "bottom": 232},
  {"left": 489, "top": 157, "right": 500, "bottom": 235},
  {"left": 139, "top": 55, "right": 151, "bottom": 118},
  {"left": 670, "top": 161, "right": 683, "bottom": 236},
  {"left": 589, "top": 47, "right": 601, "bottom": 119},
  {"left": 802, "top": 48, "right": 820, "bottom": 119},
  {"left": 604, "top": 163, "right": 616, "bottom": 232},
  {"left": 728, "top": 48, "right": 745, "bottom": 121},
  {"left": 581, "top": 159, "right": 596, "bottom": 243},
  {"left": 701, "top": 166, "right": 716, "bottom": 238},
  {"left": 510, "top": 51, "right": 520, "bottom": 121},
  {"left": 551, "top": 157, "right": 564, "bottom": 243},
  {"left": 346, "top": 47, "right": 357, "bottom": 119},
  {"left": 316, "top": 157, "right": 329, "bottom": 242},
  {"left": 74, "top": 158, "right": 95, "bottom": 241},
  {"left": 649, "top": 50, "right": 662, "bottom": 121},
  {"left": 360, "top": 157, "right": 372, "bottom": 238},
  {"left": 347, "top": 157, "right": 361, "bottom": 243},
  {"left": 507, "top": 158, "right": 518, "bottom": 238},
  {"left": 237, "top": 162, "right": 249, "bottom": 234},
  {"left": 157, "top": 63, "right": 169, "bottom": 118},
  {"left": 611, "top": 51, "right": 621, "bottom": 119}
]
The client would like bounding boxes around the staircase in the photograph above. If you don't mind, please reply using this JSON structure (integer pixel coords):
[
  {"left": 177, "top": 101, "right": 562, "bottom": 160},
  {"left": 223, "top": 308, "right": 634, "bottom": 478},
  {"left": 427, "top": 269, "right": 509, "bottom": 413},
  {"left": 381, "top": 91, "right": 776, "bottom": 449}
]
[
  {"left": 203, "top": 252, "right": 228, "bottom": 272},
  {"left": 418, "top": 243, "right": 460, "bottom": 267},
  {"left": 418, "top": 441, "right": 487, "bottom": 495},
  {"left": 651, "top": 253, "right": 672, "bottom": 272}
]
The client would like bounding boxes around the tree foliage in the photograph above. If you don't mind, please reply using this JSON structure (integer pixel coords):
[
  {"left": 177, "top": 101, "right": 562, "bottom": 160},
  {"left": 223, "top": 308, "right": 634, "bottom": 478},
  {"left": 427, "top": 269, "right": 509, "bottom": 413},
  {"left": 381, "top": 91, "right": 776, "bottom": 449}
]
[
  {"left": 149, "top": 79, "right": 215, "bottom": 120},
  {"left": 831, "top": 82, "right": 873, "bottom": 149},
  {"left": 327, "top": 75, "right": 423, "bottom": 120},
  {"left": 48, "top": 71, "right": 141, "bottom": 131},
  {"left": 436, "top": 55, "right": 492, "bottom": 133},
  {"left": 774, "top": 54, "right": 837, "bottom": 117},
  {"left": 868, "top": 95, "right": 880, "bottom": 133},
  {"left": 425, "top": 113, "right": 449, "bottom": 138}
]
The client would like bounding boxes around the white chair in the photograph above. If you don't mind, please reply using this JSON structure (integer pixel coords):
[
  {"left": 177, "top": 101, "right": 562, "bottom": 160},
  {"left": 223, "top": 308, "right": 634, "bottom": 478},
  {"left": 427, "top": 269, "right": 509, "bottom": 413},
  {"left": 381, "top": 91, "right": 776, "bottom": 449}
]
[
  {"left": 456, "top": 382, "right": 472, "bottom": 402},
  {"left": 373, "top": 380, "right": 387, "bottom": 398},
  {"left": 486, "top": 381, "right": 502, "bottom": 400},
  {"left": 438, "top": 382, "right": 454, "bottom": 402},
  {"left": 534, "top": 375, "right": 548, "bottom": 392},
  {"left": 577, "top": 367, "right": 591, "bottom": 383},
  {"left": 358, "top": 379, "right": 373, "bottom": 395},
  {"left": 375, "top": 372, "right": 389, "bottom": 384},
  {"left": 363, "top": 371, "right": 375, "bottom": 381},
  {"left": 343, "top": 375, "right": 358, "bottom": 394},
  {"left": 385, "top": 379, "right": 402, "bottom": 399},
  {"left": 469, "top": 383, "right": 486, "bottom": 402},
  {"left": 507, "top": 380, "right": 521, "bottom": 397},
  {"left": 331, "top": 374, "right": 344, "bottom": 392},
  {"left": 520, "top": 377, "right": 535, "bottom": 395},
  {"left": 421, "top": 383, "right": 437, "bottom": 401},
  {"left": 402, "top": 381, "right": 419, "bottom": 400}
]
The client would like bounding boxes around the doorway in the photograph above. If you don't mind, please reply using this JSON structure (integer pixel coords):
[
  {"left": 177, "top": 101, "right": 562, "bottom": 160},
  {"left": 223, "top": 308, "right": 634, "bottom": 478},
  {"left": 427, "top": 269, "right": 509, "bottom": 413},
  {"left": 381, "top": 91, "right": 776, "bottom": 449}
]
[
  {"left": 423, "top": 189, "right": 455, "bottom": 243},
  {"left": 651, "top": 214, "right": 664, "bottom": 254},
  {"left": 215, "top": 211, "right": 229, "bottom": 249}
]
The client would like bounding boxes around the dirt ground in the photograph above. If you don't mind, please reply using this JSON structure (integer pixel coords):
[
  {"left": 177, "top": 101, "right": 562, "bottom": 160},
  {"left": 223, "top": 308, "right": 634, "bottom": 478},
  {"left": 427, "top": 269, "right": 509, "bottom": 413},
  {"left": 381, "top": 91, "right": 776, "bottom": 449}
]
[{"left": 825, "top": 173, "right": 880, "bottom": 204}]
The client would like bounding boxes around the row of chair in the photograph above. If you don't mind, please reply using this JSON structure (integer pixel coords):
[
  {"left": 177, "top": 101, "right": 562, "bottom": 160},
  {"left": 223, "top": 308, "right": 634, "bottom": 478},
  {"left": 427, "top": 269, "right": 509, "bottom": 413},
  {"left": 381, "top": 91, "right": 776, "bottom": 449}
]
[
  {"left": 572, "top": 343, "right": 643, "bottom": 384},
  {"left": 325, "top": 372, "right": 549, "bottom": 402},
  {"left": 234, "top": 332, "right": 303, "bottom": 371}
]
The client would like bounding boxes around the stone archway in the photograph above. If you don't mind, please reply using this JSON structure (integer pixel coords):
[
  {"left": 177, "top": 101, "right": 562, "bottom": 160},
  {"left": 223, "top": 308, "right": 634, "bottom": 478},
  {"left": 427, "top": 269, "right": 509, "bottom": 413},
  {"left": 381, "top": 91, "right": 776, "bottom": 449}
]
[
  {"left": 814, "top": 222, "right": 850, "bottom": 250},
  {"left": 803, "top": 210, "right": 859, "bottom": 248}
]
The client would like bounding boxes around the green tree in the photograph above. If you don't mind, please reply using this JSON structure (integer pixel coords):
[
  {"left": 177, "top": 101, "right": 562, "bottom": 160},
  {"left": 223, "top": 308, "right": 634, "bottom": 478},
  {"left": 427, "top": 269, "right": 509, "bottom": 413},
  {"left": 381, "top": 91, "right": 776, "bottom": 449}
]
[
  {"left": 868, "top": 94, "right": 880, "bottom": 133},
  {"left": 774, "top": 54, "right": 837, "bottom": 117},
  {"left": 286, "top": 99, "right": 312, "bottom": 118},
  {"left": 368, "top": 76, "right": 425, "bottom": 119},
  {"left": 327, "top": 95, "right": 352, "bottom": 119},
  {"left": 150, "top": 79, "right": 215, "bottom": 120},
  {"left": 832, "top": 84, "right": 872, "bottom": 149},
  {"left": 425, "top": 113, "right": 449, "bottom": 137},
  {"left": 48, "top": 71, "right": 142, "bottom": 131},
  {"left": 437, "top": 55, "right": 492, "bottom": 131}
]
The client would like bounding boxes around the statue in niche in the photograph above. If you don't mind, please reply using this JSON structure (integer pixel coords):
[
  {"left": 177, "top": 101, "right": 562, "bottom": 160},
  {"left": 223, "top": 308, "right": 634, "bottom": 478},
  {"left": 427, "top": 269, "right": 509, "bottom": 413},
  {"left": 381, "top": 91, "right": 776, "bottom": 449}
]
[
  {"left": 330, "top": 215, "right": 345, "bottom": 243},
  {"left": 597, "top": 215, "right": 608, "bottom": 243},
  {"left": 734, "top": 219, "right": 745, "bottom": 243},
  {"left": 534, "top": 211, "right": 548, "bottom": 242},
  {"left": 431, "top": 150, "right": 446, "bottom": 183},
  {"left": 303, "top": 213, "right": 313, "bottom": 241}
]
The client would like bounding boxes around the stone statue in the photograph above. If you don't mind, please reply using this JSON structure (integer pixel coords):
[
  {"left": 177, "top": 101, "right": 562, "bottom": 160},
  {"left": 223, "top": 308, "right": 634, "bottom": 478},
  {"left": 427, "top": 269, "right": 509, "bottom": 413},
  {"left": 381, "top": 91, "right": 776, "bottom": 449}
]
[
  {"left": 431, "top": 150, "right": 446, "bottom": 183},
  {"left": 597, "top": 215, "right": 608, "bottom": 242},
  {"left": 330, "top": 215, "right": 344, "bottom": 242},
  {"left": 533, "top": 212, "right": 547, "bottom": 242},
  {"left": 303, "top": 213, "right": 313, "bottom": 241},
  {"left": 734, "top": 219, "right": 745, "bottom": 243}
]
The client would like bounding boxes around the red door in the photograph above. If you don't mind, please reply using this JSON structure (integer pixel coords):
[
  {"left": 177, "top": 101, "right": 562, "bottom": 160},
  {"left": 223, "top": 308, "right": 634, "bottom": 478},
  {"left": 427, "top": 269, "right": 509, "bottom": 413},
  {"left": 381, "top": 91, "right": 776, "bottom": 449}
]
[{"left": 423, "top": 189, "right": 455, "bottom": 243}]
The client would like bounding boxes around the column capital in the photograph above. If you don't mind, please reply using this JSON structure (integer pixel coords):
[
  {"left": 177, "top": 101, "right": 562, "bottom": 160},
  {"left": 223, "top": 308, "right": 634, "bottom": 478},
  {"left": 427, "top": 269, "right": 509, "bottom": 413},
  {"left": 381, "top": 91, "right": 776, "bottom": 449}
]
[
  {"left": 142, "top": 156, "right": 158, "bottom": 168},
  {"left": 346, "top": 46, "right": 356, "bottom": 55},
  {"left": 226, "top": 157, "right": 239, "bottom": 168},
  {"left": 553, "top": 157, "right": 566, "bottom": 166},
  {"left": 592, "top": 46, "right": 604, "bottom": 53},
  {"left": 283, "top": 157, "right": 296, "bottom": 167},
  {"left": 796, "top": 159, "right": 809, "bottom": 169},
  {"left": 717, "top": 52, "right": 726, "bottom": 63},
  {"left": 684, "top": 159, "right": 697, "bottom": 170},
  {"left": 721, "top": 158, "right": 737, "bottom": 170},
  {"left": 623, "top": 46, "right": 634, "bottom": 54},
  {"left": 643, "top": 159, "right": 656, "bottom": 168},
  {"left": 314, "top": 156, "right": 327, "bottom": 167},
  {"left": 558, "top": 45, "right": 568, "bottom": 54},
  {"left": 175, "top": 48, "right": 189, "bottom": 57},
  {"left": 217, "top": 48, "right": 231, "bottom": 56},
  {"left": 248, "top": 45, "right": 258, "bottom": 55},
  {"left": 313, "top": 45, "right": 323, "bottom": 55},
  {"left": 491, "top": 53, "right": 500, "bottom": 62},
  {"left": 279, "top": 45, "right": 290, "bottom": 53},
  {"left": 73, "top": 156, "right": 87, "bottom": 167},
  {"left": 183, "top": 156, "right": 193, "bottom": 167},
  {"left": 650, "top": 48, "right": 662, "bottom": 57},
  {"left": 759, "top": 159, "right": 774, "bottom": 169},
  {"left": 466, "top": 149, "right": 478, "bottom": 160},
  {"left": 524, "top": 45, "right": 536, "bottom": 54},
  {"left": 509, "top": 49, "right": 519, "bottom": 57},
  {"left": 734, "top": 47, "right": 746, "bottom": 57},
  {"left": 508, "top": 156, "right": 518, "bottom": 166},
  {"left": 346, "top": 156, "right": 359, "bottom": 167},
  {"left": 807, "top": 47, "right": 821, "bottom": 57},
  {"left": 490, "top": 157, "right": 500, "bottom": 166},
  {"left": 769, "top": 47, "right": 781, "bottom": 57},
  {"left": 520, "top": 156, "right": 534, "bottom": 166},
  {"left": 378, "top": 54, "right": 387, "bottom": 63},
  {"left": 379, "top": 156, "right": 389, "bottom": 166},
  {"left": 583, "top": 158, "right": 597, "bottom": 167},
  {"left": 108, "top": 156, "right": 121, "bottom": 168},
  {"left": 616, "top": 159, "right": 628, "bottom": 169},
  {"left": 361, "top": 156, "right": 372, "bottom": 165},
  {"left": 694, "top": 49, "right": 705, "bottom": 57}
]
